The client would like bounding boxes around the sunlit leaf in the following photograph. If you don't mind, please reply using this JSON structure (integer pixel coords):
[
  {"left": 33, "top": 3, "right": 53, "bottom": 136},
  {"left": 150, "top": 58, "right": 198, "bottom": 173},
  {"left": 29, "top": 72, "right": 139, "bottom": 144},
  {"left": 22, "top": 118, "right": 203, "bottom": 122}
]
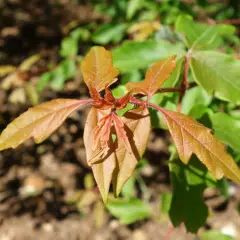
[
  {"left": 181, "top": 86, "right": 211, "bottom": 118},
  {"left": 81, "top": 46, "right": 119, "bottom": 92},
  {"left": 190, "top": 51, "right": 240, "bottom": 104},
  {"left": 0, "top": 99, "right": 91, "bottom": 150},
  {"left": 175, "top": 15, "right": 235, "bottom": 50},
  {"left": 160, "top": 108, "right": 240, "bottom": 183},
  {"left": 83, "top": 107, "right": 116, "bottom": 203},
  {"left": 84, "top": 107, "right": 150, "bottom": 202},
  {"left": 112, "top": 40, "right": 185, "bottom": 73},
  {"left": 113, "top": 108, "right": 151, "bottom": 196},
  {"left": 126, "top": 56, "right": 176, "bottom": 97},
  {"left": 127, "top": 0, "right": 142, "bottom": 20},
  {"left": 211, "top": 112, "right": 240, "bottom": 152}
]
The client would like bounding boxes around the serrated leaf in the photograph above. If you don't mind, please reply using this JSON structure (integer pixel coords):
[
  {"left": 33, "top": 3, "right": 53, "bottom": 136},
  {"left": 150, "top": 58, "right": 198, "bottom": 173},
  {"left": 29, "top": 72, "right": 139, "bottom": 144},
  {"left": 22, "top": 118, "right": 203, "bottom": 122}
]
[
  {"left": 190, "top": 51, "right": 240, "bottom": 104},
  {"left": 106, "top": 198, "right": 151, "bottom": 224},
  {"left": 83, "top": 107, "right": 116, "bottom": 203},
  {"left": 126, "top": 56, "right": 176, "bottom": 97},
  {"left": 81, "top": 46, "right": 119, "bottom": 92},
  {"left": 169, "top": 158, "right": 208, "bottom": 233},
  {"left": 83, "top": 107, "right": 150, "bottom": 202},
  {"left": 160, "top": 108, "right": 240, "bottom": 183},
  {"left": 113, "top": 108, "right": 151, "bottom": 196},
  {"left": 112, "top": 40, "right": 185, "bottom": 73},
  {"left": 0, "top": 99, "right": 90, "bottom": 150},
  {"left": 211, "top": 112, "right": 240, "bottom": 152},
  {"left": 175, "top": 15, "right": 229, "bottom": 50}
]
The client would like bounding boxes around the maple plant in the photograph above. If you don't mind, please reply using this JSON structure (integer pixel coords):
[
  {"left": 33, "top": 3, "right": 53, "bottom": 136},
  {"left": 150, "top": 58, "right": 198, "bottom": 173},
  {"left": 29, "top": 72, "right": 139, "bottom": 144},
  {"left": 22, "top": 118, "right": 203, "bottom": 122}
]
[{"left": 0, "top": 45, "right": 240, "bottom": 227}]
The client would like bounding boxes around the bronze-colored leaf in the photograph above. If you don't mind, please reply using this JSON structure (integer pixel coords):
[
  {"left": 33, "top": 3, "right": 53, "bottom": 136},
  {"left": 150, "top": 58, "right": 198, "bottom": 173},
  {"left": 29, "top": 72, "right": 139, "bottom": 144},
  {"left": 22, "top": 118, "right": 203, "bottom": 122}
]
[
  {"left": 161, "top": 108, "right": 240, "bottom": 183},
  {"left": 81, "top": 46, "right": 119, "bottom": 92},
  {"left": 84, "top": 107, "right": 151, "bottom": 202},
  {"left": 0, "top": 99, "right": 91, "bottom": 150},
  {"left": 113, "top": 107, "right": 151, "bottom": 196},
  {"left": 83, "top": 107, "right": 116, "bottom": 203},
  {"left": 126, "top": 56, "right": 176, "bottom": 97}
]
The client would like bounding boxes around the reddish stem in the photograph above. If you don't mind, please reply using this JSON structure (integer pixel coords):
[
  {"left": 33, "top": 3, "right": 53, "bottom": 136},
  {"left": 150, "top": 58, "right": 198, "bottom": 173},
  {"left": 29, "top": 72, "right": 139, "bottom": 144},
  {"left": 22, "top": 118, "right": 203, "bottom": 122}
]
[
  {"left": 130, "top": 96, "right": 165, "bottom": 114},
  {"left": 157, "top": 87, "right": 183, "bottom": 93}
]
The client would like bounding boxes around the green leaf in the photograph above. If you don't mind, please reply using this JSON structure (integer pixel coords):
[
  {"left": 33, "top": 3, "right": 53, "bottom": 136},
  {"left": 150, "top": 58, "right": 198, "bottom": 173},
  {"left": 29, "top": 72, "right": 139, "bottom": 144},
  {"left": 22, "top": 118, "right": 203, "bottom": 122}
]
[
  {"left": 106, "top": 198, "right": 151, "bottom": 224},
  {"left": 169, "top": 152, "right": 212, "bottom": 232},
  {"left": 200, "top": 230, "right": 233, "bottom": 240},
  {"left": 211, "top": 112, "right": 240, "bottom": 152},
  {"left": 112, "top": 40, "right": 185, "bottom": 73},
  {"left": 70, "top": 27, "right": 90, "bottom": 42},
  {"left": 160, "top": 191, "right": 172, "bottom": 214},
  {"left": 112, "top": 85, "right": 127, "bottom": 98},
  {"left": 61, "top": 59, "right": 76, "bottom": 79},
  {"left": 161, "top": 56, "right": 185, "bottom": 88},
  {"left": 92, "top": 23, "right": 127, "bottom": 45},
  {"left": 60, "top": 38, "right": 78, "bottom": 57},
  {"left": 37, "top": 72, "right": 52, "bottom": 92},
  {"left": 50, "top": 67, "right": 65, "bottom": 90},
  {"left": 175, "top": 15, "right": 236, "bottom": 50},
  {"left": 127, "top": 0, "right": 142, "bottom": 20},
  {"left": 121, "top": 70, "right": 142, "bottom": 85},
  {"left": 181, "top": 86, "right": 212, "bottom": 118},
  {"left": 175, "top": 15, "right": 213, "bottom": 48},
  {"left": 121, "top": 176, "right": 135, "bottom": 198},
  {"left": 190, "top": 51, "right": 240, "bottom": 104},
  {"left": 184, "top": 156, "right": 216, "bottom": 187}
]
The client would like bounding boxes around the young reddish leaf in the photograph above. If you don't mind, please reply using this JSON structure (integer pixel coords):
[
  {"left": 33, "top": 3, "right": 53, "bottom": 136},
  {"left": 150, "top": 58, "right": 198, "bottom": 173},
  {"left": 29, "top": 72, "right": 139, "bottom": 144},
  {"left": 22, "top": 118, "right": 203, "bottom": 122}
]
[
  {"left": 93, "top": 113, "right": 113, "bottom": 151},
  {"left": 112, "top": 113, "right": 133, "bottom": 154},
  {"left": 126, "top": 56, "right": 176, "bottom": 97},
  {"left": 84, "top": 107, "right": 116, "bottom": 203},
  {"left": 115, "top": 92, "right": 131, "bottom": 109},
  {"left": 0, "top": 99, "right": 91, "bottom": 150},
  {"left": 160, "top": 108, "right": 240, "bottom": 183},
  {"left": 113, "top": 107, "right": 151, "bottom": 196},
  {"left": 81, "top": 46, "right": 119, "bottom": 92}
]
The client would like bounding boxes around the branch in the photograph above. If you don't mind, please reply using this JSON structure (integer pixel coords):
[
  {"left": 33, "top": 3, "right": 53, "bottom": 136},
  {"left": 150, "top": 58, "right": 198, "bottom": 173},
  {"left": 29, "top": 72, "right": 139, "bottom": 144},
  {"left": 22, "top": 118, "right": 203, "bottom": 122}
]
[{"left": 129, "top": 96, "right": 165, "bottom": 114}]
